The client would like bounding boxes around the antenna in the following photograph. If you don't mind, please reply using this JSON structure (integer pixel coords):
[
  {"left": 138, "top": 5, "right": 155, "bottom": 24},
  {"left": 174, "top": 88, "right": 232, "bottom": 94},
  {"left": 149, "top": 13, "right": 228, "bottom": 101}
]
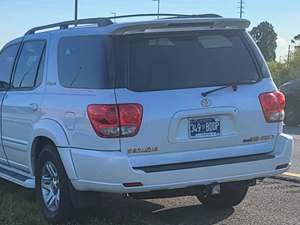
[{"left": 238, "top": 0, "right": 245, "bottom": 18}]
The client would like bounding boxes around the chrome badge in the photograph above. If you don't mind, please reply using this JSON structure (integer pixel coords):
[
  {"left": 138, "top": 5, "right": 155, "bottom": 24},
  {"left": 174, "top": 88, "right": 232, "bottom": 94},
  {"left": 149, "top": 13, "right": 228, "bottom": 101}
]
[
  {"left": 201, "top": 98, "right": 212, "bottom": 107},
  {"left": 128, "top": 147, "right": 159, "bottom": 154}
]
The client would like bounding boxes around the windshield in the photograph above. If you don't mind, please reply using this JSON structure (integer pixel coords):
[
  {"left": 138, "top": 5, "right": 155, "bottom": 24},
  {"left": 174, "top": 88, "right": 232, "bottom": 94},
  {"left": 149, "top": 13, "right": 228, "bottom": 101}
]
[{"left": 123, "top": 30, "right": 260, "bottom": 92}]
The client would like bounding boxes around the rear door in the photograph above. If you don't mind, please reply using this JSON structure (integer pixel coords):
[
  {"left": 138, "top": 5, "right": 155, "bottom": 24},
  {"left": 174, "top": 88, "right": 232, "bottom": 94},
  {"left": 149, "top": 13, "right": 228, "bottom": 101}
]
[
  {"left": 114, "top": 30, "right": 278, "bottom": 165},
  {"left": 0, "top": 43, "right": 20, "bottom": 165},
  {"left": 2, "top": 39, "right": 46, "bottom": 171}
]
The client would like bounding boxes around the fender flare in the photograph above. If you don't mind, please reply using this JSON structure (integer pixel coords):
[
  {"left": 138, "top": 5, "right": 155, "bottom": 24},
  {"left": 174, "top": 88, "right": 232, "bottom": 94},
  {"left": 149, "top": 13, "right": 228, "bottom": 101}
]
[
  {"left": 31, "top": 118, "right": 70, "bottom": 147},
  {"left": 29, "top": 119, "right": 70, "bottom": 175}
]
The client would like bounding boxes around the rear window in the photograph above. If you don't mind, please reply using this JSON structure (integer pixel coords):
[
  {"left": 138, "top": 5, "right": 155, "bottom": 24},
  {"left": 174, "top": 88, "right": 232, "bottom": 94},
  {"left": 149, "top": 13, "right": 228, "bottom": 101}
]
[
  {"left": 58, "top": 36, "right": 111, "bottom": 89},
  {"left": 124, "top": 31, "right": 260, "bottom": 91}
]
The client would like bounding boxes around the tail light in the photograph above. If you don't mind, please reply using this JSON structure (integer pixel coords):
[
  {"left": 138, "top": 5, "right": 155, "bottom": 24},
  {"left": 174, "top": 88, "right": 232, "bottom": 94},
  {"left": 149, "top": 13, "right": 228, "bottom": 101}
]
[
  {"left": 259, "top": 91, "right": 286, "bottom": 123},
  {"left": 87, "top": 104, "right": 143, "bottom": 138}
]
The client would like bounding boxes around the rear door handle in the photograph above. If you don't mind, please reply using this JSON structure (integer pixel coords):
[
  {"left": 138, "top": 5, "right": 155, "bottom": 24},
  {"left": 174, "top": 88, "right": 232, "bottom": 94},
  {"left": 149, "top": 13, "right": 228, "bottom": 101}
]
[{"left": 29, "top": 103, "right": 38, "bottom": 111}]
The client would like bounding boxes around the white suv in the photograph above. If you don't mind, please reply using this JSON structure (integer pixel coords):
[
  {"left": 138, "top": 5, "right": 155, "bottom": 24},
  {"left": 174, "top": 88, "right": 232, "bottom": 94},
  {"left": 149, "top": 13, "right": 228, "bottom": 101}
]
[{"left": 0, "top": 14, "right": 293, "bottom": 223}]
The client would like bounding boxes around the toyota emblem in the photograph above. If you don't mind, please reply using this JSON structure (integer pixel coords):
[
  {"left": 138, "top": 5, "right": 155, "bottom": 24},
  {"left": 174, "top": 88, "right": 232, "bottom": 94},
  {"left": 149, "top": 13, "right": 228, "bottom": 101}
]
[{"left": 201, "top": 98, "right": 212, "bottom": 107}]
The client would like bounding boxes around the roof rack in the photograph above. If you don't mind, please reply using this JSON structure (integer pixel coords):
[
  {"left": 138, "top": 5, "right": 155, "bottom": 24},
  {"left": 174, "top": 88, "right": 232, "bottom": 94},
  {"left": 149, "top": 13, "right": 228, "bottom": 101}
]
[
  {"left": 25, "top": 13, "right": 222, "bottom": 35},
  {"left": 25, "top": 17, "right": 113, "bottom": 35},
  {"left": 107, "top": 13, "right": 222, "bottom": 20}
]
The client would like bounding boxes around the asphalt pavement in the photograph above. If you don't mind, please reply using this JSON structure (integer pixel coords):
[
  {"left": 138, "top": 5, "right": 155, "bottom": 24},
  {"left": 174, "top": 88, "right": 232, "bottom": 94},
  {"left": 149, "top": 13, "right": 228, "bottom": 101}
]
[{"left": 284, "top": 126, "right": 300, "bottom": 174}]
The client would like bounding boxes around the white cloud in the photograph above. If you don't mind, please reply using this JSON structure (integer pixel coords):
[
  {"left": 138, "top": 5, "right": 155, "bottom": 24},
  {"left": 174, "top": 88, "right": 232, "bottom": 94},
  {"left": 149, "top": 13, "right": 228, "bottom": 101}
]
[{"left": 276, "top": 36, "right": 290, "bottom": 62}]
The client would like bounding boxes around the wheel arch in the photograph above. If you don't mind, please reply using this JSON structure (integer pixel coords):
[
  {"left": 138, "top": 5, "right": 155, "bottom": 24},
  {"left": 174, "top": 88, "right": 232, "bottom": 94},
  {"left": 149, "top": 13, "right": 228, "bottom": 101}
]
[{"left": 30, "top": 119, "right": 70, "bottom": 175}]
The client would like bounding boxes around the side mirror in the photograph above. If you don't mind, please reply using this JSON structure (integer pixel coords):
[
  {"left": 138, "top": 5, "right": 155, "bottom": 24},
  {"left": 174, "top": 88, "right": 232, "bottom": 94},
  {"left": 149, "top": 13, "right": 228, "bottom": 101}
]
[{"left": 0, "top": 81, "right": 9, "bottom": 90}]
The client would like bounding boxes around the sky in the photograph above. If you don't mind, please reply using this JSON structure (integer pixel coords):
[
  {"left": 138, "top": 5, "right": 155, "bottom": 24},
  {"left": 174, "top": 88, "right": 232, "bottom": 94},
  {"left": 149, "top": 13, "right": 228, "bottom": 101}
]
[{"left": 0, "top": 0, "right": 299, "bottom": 60}]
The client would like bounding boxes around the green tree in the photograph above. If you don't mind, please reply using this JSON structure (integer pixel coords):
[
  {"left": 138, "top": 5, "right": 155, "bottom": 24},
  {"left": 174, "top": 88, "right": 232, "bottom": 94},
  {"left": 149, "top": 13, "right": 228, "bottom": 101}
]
[
  {"left": 250, "top": 21, "right": 278, "bottom": 61},
  {"left": 268, "top": 46, "right": 300, "bottom": 86},
  {"left": 268, "top": 61, "right": 290, "bottom": 86},
  {"left": 288, "top": 47, "right": 300, "bottom": 78},
  {"left": 292, "top": 34, "right": 300, "bottom": 47}
]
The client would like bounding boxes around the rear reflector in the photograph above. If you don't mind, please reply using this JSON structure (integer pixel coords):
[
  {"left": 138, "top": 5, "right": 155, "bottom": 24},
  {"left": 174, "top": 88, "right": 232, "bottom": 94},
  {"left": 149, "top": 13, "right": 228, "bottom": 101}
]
[
  {"left": 87, "top": 104, "right": 143, "bottom": 138},
  {"left": 259, "top": 91, "right": 286, "bottom": 123},
  {"left": 276, "top": 163, "right": 290, "bottom": 170},
  {"left": 123, "top": 182, "right": 143, "bottom": 187}
]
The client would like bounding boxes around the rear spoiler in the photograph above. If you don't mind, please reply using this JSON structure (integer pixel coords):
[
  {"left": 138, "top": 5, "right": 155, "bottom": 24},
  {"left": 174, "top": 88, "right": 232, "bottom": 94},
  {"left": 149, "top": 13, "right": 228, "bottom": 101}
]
[{"left": 110, "top": 18, "right": 251, "bottom": 35}]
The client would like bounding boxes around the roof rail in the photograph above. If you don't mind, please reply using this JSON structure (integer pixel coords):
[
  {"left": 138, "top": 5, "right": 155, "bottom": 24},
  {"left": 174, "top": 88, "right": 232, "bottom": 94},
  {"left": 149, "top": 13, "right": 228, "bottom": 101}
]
[
  {"left": 107, "top": 13, "right": 222, "bottom": 20},
  {"left": 25, "top": 17, "right": 113, "bottom": 35},
  {"left": 25, "top": 13, "right": 222, "bottom": 35}
]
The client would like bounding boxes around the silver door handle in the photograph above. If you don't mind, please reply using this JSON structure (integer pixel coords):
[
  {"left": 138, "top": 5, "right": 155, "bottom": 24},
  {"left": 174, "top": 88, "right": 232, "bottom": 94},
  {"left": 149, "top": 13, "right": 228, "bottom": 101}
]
[{"left": 29, "top": 103, "right": 38, "bottom": 111}]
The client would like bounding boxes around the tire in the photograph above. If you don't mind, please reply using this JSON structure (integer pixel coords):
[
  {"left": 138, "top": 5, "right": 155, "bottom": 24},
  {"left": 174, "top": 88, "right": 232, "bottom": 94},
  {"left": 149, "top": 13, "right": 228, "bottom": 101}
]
[
  {"left": 197, "top": 182, "right": 249, "bottom": 209},
  {"left": 284, "top": 99, "right": 300, "bottom": 126},
  {"left": 36, "top": 144, "right": 74, "bottom": 224}
]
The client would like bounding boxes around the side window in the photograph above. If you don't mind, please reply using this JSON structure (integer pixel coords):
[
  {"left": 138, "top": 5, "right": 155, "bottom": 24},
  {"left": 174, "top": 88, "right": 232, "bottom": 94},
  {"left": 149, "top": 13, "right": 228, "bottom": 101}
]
[
  {"left": 35, "top": 50, "right": 46, "bottom": 87},
  {"left": 58, "top": 36, "right": 110, "bottom": 89},
  {"left": 12, "top": 41, "right": 45, "bottom": 88},
  {"left": 0, "top": 44, "right": 20, "bottom": 87}
]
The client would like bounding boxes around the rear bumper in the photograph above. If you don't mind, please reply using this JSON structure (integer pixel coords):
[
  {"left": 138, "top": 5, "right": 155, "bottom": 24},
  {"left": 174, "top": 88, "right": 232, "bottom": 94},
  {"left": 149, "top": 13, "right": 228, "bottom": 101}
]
[{"left": 59, "top": 133, "right": 293, "bottom": 193}]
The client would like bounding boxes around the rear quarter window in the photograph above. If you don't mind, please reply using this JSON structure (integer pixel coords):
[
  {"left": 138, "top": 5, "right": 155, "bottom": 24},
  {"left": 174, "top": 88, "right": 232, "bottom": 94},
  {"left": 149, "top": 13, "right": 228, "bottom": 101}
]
[{"left": 58, "top": 35, "right": 112, "bottom": 89}]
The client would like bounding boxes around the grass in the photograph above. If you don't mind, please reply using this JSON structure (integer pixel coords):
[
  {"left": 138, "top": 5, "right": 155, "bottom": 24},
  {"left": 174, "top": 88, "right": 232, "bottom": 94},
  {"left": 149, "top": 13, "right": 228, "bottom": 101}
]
[
  {"left": 0, "top": 179, "right": 234, "bottom": 225},
  {"left": 0, "top": 180, "right": 46, "bottom": 225},
  {"left": 0, "top": 179, "right": 166, "bottom": 225}
]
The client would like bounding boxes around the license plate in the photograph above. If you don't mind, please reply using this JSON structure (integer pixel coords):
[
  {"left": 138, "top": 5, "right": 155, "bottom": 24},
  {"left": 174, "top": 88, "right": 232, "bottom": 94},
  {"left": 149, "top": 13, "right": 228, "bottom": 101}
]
[{"left": 189, "top": 118, "right": 221, "bottom": 138}]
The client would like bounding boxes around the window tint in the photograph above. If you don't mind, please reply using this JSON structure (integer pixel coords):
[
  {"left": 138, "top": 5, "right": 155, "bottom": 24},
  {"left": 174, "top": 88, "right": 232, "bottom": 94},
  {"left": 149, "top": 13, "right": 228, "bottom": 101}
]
[
  {"left": 0, "top": 44, "right": 20, "bottom": 87},
  {"left": 12, "top": 41, "right": 45, "bottom": 88},
  {"left": 127, "top": 31, "right": 260, "bottom": 91},
  {"left": 58, "top": 36, "right": 110, "bottom": 89}
]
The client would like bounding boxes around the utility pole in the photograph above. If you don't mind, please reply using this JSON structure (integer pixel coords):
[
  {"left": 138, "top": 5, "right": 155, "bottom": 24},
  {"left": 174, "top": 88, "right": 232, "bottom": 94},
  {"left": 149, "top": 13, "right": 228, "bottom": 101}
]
[
  {"left": 111, "top": 12, "right": 117, "bottom": 23},
  {"left": 238, "top": 0, "right": 245, "bottom": 18},
  {"left": 152, "top": 0, "right": 160, "bottom": 19},
  {"left": 75, "top": 0, "right": 78, "bottom": 25},
  {"left": 287, "top": 43, "right": 292, "bottom": 66}
]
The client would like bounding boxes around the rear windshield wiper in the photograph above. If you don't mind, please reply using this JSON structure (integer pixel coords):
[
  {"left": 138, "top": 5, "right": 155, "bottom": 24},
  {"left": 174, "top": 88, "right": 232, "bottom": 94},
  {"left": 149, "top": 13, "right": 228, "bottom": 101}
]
[{"left": 201, "top": 81, "right": 257, "bottom": 97}]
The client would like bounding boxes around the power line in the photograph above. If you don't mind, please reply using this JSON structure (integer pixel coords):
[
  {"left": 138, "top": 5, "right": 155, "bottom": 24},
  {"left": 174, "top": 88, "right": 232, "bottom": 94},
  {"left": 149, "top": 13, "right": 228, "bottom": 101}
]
[{"left": 238, "top": 0, "right": 245, "bottom": 18}]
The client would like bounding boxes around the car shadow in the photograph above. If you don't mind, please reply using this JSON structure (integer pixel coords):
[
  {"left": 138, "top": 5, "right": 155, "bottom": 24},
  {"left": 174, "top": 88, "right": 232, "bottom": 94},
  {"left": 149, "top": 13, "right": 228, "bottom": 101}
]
[
  {"left": 153, "top": 204, "right": 234, "bottom": 225},
  {"left": 77, "top": 194, "right": 234, "bottom": 225},
  {"left": 0, "top": 178, "right": 36, "bottom": 202},
  {"left": 0, "top": 179, "right": 234, "bottom": 225},
  {"left": 0, "top": 179, "right": 235, "bottom": 225}
]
